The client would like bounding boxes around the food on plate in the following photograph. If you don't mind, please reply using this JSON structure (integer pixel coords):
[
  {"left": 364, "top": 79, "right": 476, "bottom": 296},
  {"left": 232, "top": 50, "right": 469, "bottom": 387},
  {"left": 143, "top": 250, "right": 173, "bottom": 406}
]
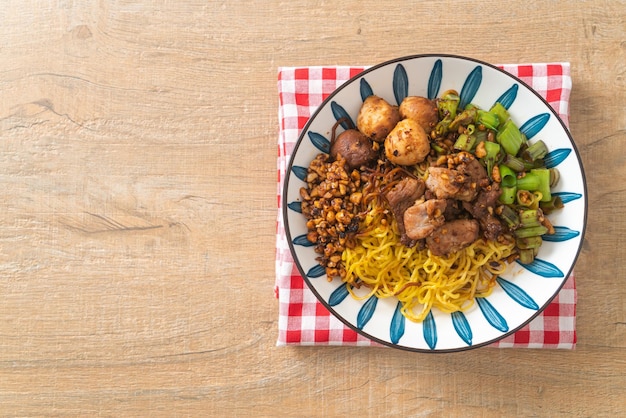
[
  {"left": 299, "top": 90, "right": 562, "bottom": 322},
  {"left": 356, "top": 95, "right": 400, "bottom": 142},
  {"left": 384, "top": 118, "right": 431, "bottom": 165},
  {"left": 398, "top": 96, "right": 439, "bottom": 132},
  {"left": 329, "top": 129, "right": 378, "bottom": 170}
]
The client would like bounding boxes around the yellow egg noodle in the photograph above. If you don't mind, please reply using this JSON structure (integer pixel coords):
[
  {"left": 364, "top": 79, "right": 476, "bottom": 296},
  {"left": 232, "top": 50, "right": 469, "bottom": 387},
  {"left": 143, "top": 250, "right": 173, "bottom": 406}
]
[{"left": 342, "top": 200, "right": 516, "bottom": 323}]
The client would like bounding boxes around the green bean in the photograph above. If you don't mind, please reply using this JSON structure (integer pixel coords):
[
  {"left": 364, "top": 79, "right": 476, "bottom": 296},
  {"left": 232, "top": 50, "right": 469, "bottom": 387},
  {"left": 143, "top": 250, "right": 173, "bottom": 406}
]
[
  {"left": 514, "top": 225, "right": 549, "bottom": 239},
  {"left": 516, "top": 190, "right": 539, "bottom": 208},
  {"left": 435, "top": 91, "right": 460, "bottom": 135},
  {"left": 477, "top": 109, "right": 500, "bottom": 131},
  {"left": 482, "top": 141, "right": 502, "bottom": 179},
  {"left": 502, "top": 154, "right": 527, "bottom": 172},
  {"left": 496, "top": 119, "right": 525, "bottom": 156},
  {"left": 516, "top": 172, "right": 540, "bottom": 191},
  {"left": 499, "top": 186, "right": 517, "bottom": 204},
  {"left": 518, "top": 248, "right": 536, "bottom": 264},
  {"left": 519, "top": 209, "right": 542, "bottom": 227},
  {"left": 549, "top": 168, "right": 560, "bottom": 187},
  {"left": 516, "top": 236, "right": 543, "bottom": 250},
  {"left": 498, "top": 205, "right": 520, "bottom": 228},
  {"left": 522, "top": 140, "right": 549, "bottom": 162},
  {"left": 540, "top": 196, "right": 564, "bottom": 214},
  {"left": 449, "top": 107, "right": 478, "bottom": 131},
  {"left": 499, "top": 164, "right": 517, "bottom": 188},
  {"left": 515, "top": 168, "right": 551, "bottom": 202},
  {"left": 454, "top": 133, "right": 476, "bottom": 151},
  {"left": 489, "top": 102, "right": 509, "bottom": 129}
]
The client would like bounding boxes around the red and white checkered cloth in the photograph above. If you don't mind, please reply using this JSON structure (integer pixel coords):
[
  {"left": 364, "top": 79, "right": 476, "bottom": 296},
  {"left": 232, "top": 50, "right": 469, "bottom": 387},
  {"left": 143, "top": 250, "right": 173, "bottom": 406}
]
[{"left": 276, "top": 63, "right": 577, "bottom": 349}]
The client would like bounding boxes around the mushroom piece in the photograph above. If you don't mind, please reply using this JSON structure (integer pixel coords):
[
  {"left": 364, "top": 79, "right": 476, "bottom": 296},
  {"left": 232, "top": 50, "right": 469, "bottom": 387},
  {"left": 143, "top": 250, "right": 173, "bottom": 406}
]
[{"left": 330, "top": 129, "right": 377, "bottom": 169}]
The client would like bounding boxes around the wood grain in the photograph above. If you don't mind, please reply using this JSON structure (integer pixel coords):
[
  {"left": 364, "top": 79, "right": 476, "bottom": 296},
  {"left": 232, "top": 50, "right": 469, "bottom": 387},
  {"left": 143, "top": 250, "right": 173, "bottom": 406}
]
[{"left": 0, "top": 0, "right": 624, "bottom": 416}]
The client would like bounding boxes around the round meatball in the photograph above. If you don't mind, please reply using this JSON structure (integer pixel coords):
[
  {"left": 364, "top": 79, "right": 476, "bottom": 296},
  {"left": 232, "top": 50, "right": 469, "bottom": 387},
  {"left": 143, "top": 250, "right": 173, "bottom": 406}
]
[
  {"left": 356, "top": 95, "right": 400, "bottom": 142},
  {"left": 384, "top": 118, "right": 430, "bottom": 166},
  {"left": 330, "top": 129, "right": 377, "bottom": 169},
  {"left": 399, "top": 96, "right": 439, "bottom": 133}
]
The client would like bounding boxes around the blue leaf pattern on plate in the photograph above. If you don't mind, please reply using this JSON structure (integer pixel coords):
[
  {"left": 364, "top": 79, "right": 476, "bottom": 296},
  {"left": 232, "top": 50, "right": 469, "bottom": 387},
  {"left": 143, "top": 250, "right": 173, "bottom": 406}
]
[
  {"left": 476, "top": 297, "right": 509, "bottom": 332},
  {"left": 331, "top": 101, "right": 354, "bottom": 130},
  {"left": 459, "top": 66, "right": 482, "bottom": 109},
  {"left": 308, "top": 131, "right": 330, "bottom": 153},
  {"left": 293, "top": 234, "right": 314, "bottom": 247},
  {"left": 292, "top": 166, "right": 308, "bottom": 181},
  {"left": 495, "top": 84, "right": 518, "bottom": 109},
  {"left": 428, "top": 59, "right": 442, "bottom": 100},
  {"left": 390, "top": 301, "right": 405, "bottom": 344},
  {"left": 393, "top": 64, "right": 409, "bottom": 105},
  {"left": 451, "top": 311, "right": 472, "bottom": 346},
  {"left": 328, "top": 283, "right": 350, "bottom": 307},
  {"left": 544, "top": 148, "right": 571, "bottom": 168},
  {"left": 360, "top": 78, "right": 373, "bottom": 101},
  {"left": 423, "top": 310, "right": 438, "bottom": 349},
  {"left": 543, "top": 226, "right": 580, "bottom": 242},
  {"left": 517, "top": 258, "right": 564, "bottom": 278},
  {"left": 306, "top": 264, "right": 326, "bottom": 278},
  {"left": 520, "top": 113, "right": 550, "bottom": 139},
  {"left": 553, "top": 191, "right": 582, "bottom": 204},
  {"left": 357, "top": 295, "right": 378, "bottom": 329},
  {"left": 496, "top": 277, "right": 539, "bottom": 310},
  {"left": 287, "top": 201, "right": 302, "bottom": 213}
]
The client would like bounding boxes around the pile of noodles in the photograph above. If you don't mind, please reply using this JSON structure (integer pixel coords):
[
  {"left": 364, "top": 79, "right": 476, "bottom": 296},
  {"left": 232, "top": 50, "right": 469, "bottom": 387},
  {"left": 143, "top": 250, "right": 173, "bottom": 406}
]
[{"left": 342, "top": 200, "right": 515, "bottom": 323}]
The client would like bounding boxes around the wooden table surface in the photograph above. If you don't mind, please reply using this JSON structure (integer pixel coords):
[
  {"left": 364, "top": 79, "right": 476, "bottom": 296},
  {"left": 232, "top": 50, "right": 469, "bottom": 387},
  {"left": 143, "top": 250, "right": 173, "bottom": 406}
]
[{"left": 1, "top": 1, "right": 624, "bottom": 416}]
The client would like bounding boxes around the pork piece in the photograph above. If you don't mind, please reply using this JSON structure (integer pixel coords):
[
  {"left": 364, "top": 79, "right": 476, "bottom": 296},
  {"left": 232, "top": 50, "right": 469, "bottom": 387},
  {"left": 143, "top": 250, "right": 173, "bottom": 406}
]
[
  {"left": 403, "top": 199, "right": 447, "bottom": 240},
  {"left": 426, "top": 219, "right": 480, "bottom": 256},
  {"left": 457, "top": 156, "right": 488, "bottom": 186},
  {"left": 383, "top": 177, "right": 426, "bottom": 245},
  {"left": 426, "top": 153, "right": 489, "bottom": 202},
  {"left": 462, "top": 183, "right": 504, "bottom": 241},
  {"left": 442, "top": 198, "right": 463, "bottom": 220},
  {"left": 425, "top": 167, "right": 478, "bottom": 202}
]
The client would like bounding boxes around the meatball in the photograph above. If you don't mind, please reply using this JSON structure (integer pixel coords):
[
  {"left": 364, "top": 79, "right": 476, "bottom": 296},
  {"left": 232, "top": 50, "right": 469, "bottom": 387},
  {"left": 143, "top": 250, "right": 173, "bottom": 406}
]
[
  {"left": 356, "top": 95, "right": 400, "bottom": 142},
  {"left": 330, "top": 129, "right": 377, "bottom": 169},
  {"left": 399, "top": 96, "right": 439, "bottom": 134},
  {"left": 384, "top": 118, "right": 431, "bottom": 166}
]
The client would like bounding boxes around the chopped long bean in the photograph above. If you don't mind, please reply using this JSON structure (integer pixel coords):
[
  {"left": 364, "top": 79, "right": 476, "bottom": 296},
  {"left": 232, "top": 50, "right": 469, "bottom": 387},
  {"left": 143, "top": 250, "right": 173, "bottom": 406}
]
[
  {"left": 435, "top": 91, "right": 460, "bottom": 135},
  {"left": 499, "top": 164, "right": 517, "bottom": 188},
  {"left": 482, "top": 141, "right": 502, "bottom": 179},
  {"left": 522, "top": 140, "right": 549, "bottom": 162},
  {"left": 518, "top": 248, "right": 536, "bottom": 264},
  {"left": 498, "top": 205, "right": 520, "bottom": 228},
  {"left": 489, "top": 102, "right": 509, "bottom": 129},
  {"left": 454, "top": 133, "right": 476, "bottom": 151},
  {"left": 502, "top": 154, "right": 527, "bottom": 172},
  {"left": 496, "top": 119, "right": 525, "bottom": 156},
  {"left": 499, "top": 186, "right": 517, "bottom": 204},
  {"left": 516, "top": 236, "right": 543, "bottom": 250},
  {"left": 549, "top": 168, "right": 560, "bottom": 187},
  {"left": 519, "top": 209, "right": 542, "bottom": 227},
  {"left": 540, "top": 196, "right": 564, "bottom": 214},
  {"left": 514, "top": 225, "right": 549, "bottom": 239},
  {"left": 477, "top": 109, "right": 500, "bottom": 131}
]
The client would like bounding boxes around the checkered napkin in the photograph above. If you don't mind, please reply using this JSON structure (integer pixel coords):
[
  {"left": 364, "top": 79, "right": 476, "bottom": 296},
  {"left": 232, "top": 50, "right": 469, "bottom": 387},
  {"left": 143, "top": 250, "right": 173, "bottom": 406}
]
[{"left": 276, "top": 63, "right": 577, "bottom": 349}]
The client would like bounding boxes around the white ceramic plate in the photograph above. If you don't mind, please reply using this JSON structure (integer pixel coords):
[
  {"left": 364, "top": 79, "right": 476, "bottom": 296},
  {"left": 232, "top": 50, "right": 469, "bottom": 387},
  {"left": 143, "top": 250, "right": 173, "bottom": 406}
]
[{"left": 283, "top": 55, "right": 587, "bottom": 352}]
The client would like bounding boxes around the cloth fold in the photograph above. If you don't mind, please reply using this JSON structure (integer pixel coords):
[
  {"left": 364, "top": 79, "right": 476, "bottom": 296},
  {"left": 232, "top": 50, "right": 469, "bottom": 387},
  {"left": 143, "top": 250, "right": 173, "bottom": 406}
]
[{"left": 276, "top": 63, "right": 577, "bottom": 349}]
